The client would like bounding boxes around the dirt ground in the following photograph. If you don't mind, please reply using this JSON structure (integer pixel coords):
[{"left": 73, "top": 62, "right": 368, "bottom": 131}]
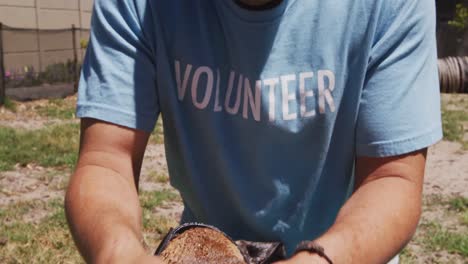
[
  {"left": 2, "top": 135, "right": 465, "bottom": 215},
  {"left": 0, "top": 95, "right": 467, "bottom": 263},
  {"left": 425, "top": 141, "right": 468, "bottom": 197},
  {"left": 2, "top": 95, "right": 467, "bottom": 207}
]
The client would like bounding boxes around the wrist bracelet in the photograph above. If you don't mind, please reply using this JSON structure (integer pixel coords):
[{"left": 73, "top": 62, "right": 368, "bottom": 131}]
[{"left": 293, "top": 241, "right": 333, "bottom": 264}]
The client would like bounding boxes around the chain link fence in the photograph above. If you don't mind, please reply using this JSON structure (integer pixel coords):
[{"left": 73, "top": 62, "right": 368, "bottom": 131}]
[
  {"left": 0, "top": 8, "right": 467, "bottom": 106},
  {"left": 0, "top": 23, "right": 89, "bottom": 104}
]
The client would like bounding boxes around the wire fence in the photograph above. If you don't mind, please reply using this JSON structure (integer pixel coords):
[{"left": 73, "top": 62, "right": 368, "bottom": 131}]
[{"left": 0, "top": 23, "right": 89, "bottom": 105}]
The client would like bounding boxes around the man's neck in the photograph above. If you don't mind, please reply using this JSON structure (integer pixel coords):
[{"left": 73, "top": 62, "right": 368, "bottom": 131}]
[{"left": 234, "top": 0, "right": 283, "bottom": 10}]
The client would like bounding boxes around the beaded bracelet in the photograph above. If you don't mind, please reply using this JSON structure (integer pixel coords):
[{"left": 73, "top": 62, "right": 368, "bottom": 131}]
[{"left": 293, "top": 241, "right": 333, "bottom": 264}]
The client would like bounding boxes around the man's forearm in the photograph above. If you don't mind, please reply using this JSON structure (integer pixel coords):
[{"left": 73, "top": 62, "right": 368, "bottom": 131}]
[
  {"left": 279, "top": 151, "right": 426, "bottom": 264},
  {"left": 65, "top": 165, "right": 146, "bottom": 263},
  {"left": 313, "top": 176, "right": 422, "bottom": 263}
]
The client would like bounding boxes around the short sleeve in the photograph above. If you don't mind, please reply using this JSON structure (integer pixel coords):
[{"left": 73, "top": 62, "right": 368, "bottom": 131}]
[
  {"left": 356, "top": 0, "right": 443, "bottom": 157},
  {"left": 77, "top": 0, "right": 159, "bottom": 132}
]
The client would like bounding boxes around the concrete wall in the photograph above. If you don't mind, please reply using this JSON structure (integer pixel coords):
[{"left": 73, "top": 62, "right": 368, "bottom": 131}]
[
  {"left": 0, "top": 0, "right": 92, "bottom": 29},
  {"left": 0, "top": 0, "right": 92, "bottom": 73}
]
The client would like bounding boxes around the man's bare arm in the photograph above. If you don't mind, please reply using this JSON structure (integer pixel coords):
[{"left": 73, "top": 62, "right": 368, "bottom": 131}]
[
  {"left": 277, "top": 149, "right": 426, "bottom": 264},
  {"left": 65, "top": 118, "right": 162, "bottom": 263}
]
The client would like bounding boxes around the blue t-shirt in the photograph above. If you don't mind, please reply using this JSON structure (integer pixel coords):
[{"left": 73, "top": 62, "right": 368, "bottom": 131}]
[{"left": 77, "top": 0, "right": 442, "bottom": 254}]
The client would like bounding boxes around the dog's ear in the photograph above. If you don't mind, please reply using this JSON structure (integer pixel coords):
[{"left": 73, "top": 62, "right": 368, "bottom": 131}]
[{"left": 236, "top": 240, "right": 286, "bottom": 264}]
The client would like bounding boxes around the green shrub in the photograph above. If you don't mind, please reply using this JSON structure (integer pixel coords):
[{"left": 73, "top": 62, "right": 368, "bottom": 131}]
[{"left": 2, "top": 97, "right": 17, "bottom": 112}]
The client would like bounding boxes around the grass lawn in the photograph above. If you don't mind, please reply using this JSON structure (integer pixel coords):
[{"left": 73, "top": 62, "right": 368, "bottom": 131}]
[
  {"left": 0, "top": 95, "right": 467, "bottom": 263},
  {"left": 0, "top": 189, "right": 180, "bottom": 264},
  {"left": 0, "top": 101, "right": 171, "bottom": 262},
  {"left": 35, "top": 98, "right": 76, "bottom": 120},
  {"left": 442, "top": 109, "right": 468, "bottom": 149},
  {"left": 441, "top": 94, "right": 468, "bottom": 149},
  {"left": 401, "top": 196, "right": 468, "bottom": 263},
  {"left": 0, "top": 124, "right": 80, "bottom": 172},
  {"left": 0, "top": 199, "right": 82, "bottom": 263}
]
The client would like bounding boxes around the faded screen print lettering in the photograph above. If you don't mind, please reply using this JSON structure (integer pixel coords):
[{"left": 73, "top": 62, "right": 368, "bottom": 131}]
[{"left": 175, "top": 60, "right": 336, "bottom": 122}]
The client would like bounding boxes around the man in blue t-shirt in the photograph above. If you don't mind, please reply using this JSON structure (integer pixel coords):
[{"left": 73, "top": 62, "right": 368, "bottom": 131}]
[{"left": 65, "top": 0, "right": 442, "bottom": 263}]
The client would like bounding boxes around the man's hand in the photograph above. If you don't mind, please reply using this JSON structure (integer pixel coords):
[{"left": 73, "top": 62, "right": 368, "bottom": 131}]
[
  {"left": 130, "top": 254, "right": 165, "bottom": 264},
  {"left": 273, "top": 252, "right": 328, "bottom": 264},
  {"left": 95, "top": 240, "right": 164, "bottom": 263},
  {"left": 65, "top": 118, "right": 154, "bottom": 263},
  {"left": 101, "top": 247, "right": 164, "bottom": 264}
]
